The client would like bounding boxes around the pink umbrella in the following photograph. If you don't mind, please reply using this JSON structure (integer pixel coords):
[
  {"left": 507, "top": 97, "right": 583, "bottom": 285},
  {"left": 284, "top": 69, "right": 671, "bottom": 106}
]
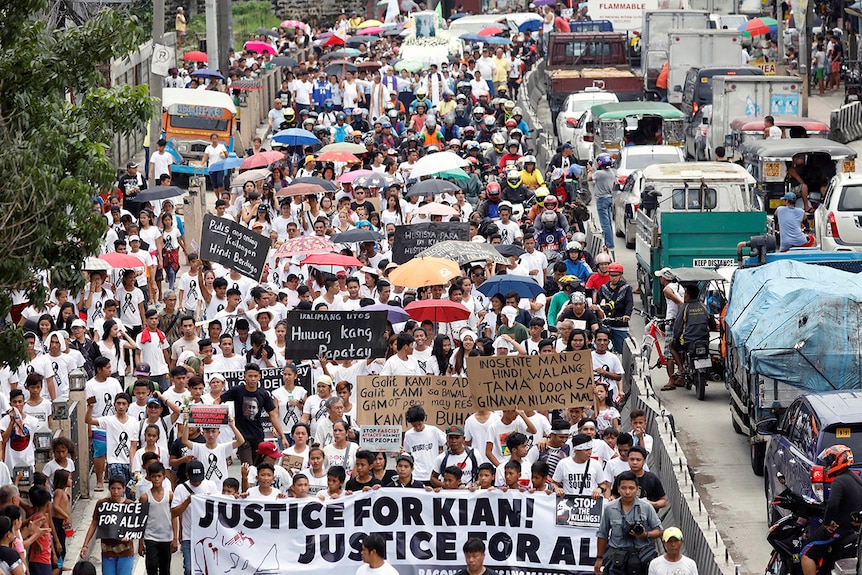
[
  {"left": 478, "top": 26, "right": 504, "bottom": 36},
  {"left": 281, "top": 20, "right": 309, "bottom": 31},
  {"left": 240, "top": 151, "right": 283, "bottom": 170},
  {"left": 358, "top": 27, "right": 384, "bottom": 35},
  {"left": 337, "top": 169, "right": 372, "bottom": 183},
  {"left": 275, "top": 236, "right": 338, "bottom": 258},
  {"left": 244, "top": 41, "right": 277, "bottom": 55}
]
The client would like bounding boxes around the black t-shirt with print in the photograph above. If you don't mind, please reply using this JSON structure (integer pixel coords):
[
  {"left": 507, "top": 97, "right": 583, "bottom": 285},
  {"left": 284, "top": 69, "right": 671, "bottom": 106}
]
[{"left": 221, "top": 384, "right": 276, "bottom": 444}]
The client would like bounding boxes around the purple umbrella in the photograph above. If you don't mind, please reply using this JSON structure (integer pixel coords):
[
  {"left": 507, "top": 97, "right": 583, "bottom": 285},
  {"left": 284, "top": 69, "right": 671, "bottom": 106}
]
[
  {"left": 534, "top": 0, "right": 555, "bottom": 5},
  {"left": 364, "top": 303, "right": 410, "bottom": 323}
]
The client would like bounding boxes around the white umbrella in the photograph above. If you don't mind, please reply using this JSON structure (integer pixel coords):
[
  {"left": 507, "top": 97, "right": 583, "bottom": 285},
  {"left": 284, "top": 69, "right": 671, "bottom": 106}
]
[
  {"left": 83, "top": 256, "right": 111, "bottom": 271},
  {"left": 409, "top": 151, "right": 470, "bottom": 179},
  {"left": 232, "top": 168, "right": 271, "bottom": 187}
]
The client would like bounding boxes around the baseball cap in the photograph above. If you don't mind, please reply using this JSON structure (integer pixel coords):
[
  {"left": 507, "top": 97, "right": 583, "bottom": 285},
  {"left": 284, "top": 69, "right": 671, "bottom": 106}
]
[
  {"left": 187, "top": 460, "right": 205, "bottom": 482},
  {"left": 445, "top": 425, "right": 465, "bottom": 436},
  {"left": 146, "top": 396, "right": 163, "bottom": 407},
  {"left": 256, "top": 441, "right": 284, "bottom": 459},
  {"left": 71, "top": 318, "right": 87, "bottom": 329},
  {"left": 654, "top": 267, "right": 675, "bottom": 281},
  {"left": 782, "top": 191, "right": 797, "bottom": 202},
  {"left": 396, "top": 453, "right": 414, "bottom": 466},
  {"left": 662, "top": 527, "right": 684, "bottom": 542},
  {"left": 128, "top": 235, "right": 141, "bottom": 243},
  {"left": 561, "top": 143, "right": 573, "bottom": 150},
  {"left": 134, "top": 363, "right": 151, "bottom": 376},
  {"left": 126, "top": 161, "right": 138, "bottom": 169}
]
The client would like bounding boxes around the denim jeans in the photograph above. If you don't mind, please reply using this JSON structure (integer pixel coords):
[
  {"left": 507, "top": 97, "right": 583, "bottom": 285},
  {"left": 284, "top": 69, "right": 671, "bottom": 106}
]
[
  {"left": 609, "top": 328, "right": 628, "bottom": 355},
  {"left": 596, "top": 196, "right": 615, "bottom": 249},
  {"left": 182, "top": 540, "right": 192, "bottom": 575},
  {"left": 102, "top": 555, "right": 134, "bottom": 575}
]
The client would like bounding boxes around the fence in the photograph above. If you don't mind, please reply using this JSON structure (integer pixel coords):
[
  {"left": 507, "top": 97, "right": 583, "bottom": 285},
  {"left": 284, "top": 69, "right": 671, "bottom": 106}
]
[
  {"left": 235, "top": 67, "right": 283, "bottom": 154},
  {"left": 620, "top": 340, "right": 742, "bottom": 575},
  {"left": 830, "top": 101, "right": 862, "bottom": 144}
]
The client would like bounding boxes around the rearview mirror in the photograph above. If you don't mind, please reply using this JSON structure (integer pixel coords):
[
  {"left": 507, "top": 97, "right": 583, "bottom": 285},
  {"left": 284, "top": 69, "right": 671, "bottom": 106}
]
[
  {"left": 756, "top": 418, "right": 778, "bottom": 435},
  {"left": 725, "top": 134, "right": 733, "bottom": 147}
]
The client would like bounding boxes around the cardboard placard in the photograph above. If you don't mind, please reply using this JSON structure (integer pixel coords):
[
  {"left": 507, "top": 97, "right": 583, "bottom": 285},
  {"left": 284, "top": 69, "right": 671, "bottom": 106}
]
[
  {"left": 281, "top": 454, "right": 306, "bottom": 473},
  {"left": 356, "top": 375, "right": 474, "bottom": 429},
  {"left": 216, "top": 365, "right": 313, "bottom": 397},
  {"left": 187, "top": 405, "right": 229, "bottom": 427},
  {"left": 96, "top": 501, "right": 149, "bottom": 540},
  {"left": 200, "top": 214, "right": 268, "bottom": 281},
  {"left": 391, "top": 222, "right": 469, "bottom": 264},
  {"left": 285, "top": 310, "right": 388, "bottom": 360},
  {"left": 466, "top": 352, "right": 594, "bottom": 410},
  {"left": 359, "top": 425, "right": 403, "bottom": 452},
  {"left": 555, "top": 496, "right": 604, "bottom": 529}
]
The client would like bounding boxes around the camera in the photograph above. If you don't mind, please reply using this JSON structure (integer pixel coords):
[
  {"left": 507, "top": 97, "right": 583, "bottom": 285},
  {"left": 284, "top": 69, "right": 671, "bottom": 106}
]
[{"left": 624, "top": 522, "right": 645, "bottom": 536}]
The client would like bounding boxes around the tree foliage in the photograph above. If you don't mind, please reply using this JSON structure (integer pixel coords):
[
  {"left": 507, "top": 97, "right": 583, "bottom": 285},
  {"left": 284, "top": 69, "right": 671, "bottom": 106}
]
[{"left": 0, "top": 0, "right": 156, "bottom": 366}]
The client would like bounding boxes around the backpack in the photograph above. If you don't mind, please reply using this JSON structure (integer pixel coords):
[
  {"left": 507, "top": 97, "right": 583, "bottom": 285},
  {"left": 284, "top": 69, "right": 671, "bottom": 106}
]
[
  {"left": 138, "top": 416, "right": 174, "bottom": 450},
  {"left": 439, "top": 447, "right": 479, "bottom": 483}
]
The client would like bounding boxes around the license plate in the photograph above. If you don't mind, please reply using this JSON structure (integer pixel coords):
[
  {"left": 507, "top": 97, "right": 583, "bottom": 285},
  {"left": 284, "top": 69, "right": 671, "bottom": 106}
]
[
  {"left": 769, "top": 198, "right": 784, "bottom": 209},
  {"left": 844, "top": 160, "right": 856, "bottom": 173},
  {"left": 837, "top": 427, "right": 852, "bottom": 439},
  {"left": 693, "top": 258, "right": 735, "bottom": 267},
  {"left": 764, "top": 161, "right": 781, "bottom": 178},
  {"left": 694, "top": 358, "right": 712, "bottom": 370}
]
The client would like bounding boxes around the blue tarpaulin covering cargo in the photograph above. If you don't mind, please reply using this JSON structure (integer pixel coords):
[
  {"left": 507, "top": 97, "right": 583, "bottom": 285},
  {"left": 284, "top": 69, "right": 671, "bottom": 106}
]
[{"left": 725, "top": 260, "right": 862, "bottom": 391}]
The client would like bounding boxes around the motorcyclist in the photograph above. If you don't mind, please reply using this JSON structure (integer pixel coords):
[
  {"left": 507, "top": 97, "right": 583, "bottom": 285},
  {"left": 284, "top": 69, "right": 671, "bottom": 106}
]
[
  {"left": 477, "top": 181, "right": 504, "bottom": 219},
  {"left": 457, "top": 158, "right": 483, "bottom": 205},
  {"left": 519, "top": 155, "right": 545, "bottom": 190},
  {"left": 442, "top": 114, "right": 461, "bottom": 141},
  {"left": 800, "top": 445, "right": 862, "bottom": 575},
  {"left": 419, "top": 117, "right": 445, "bottom": 147},
  {"left": 563, "top": 245, "right": 592, "bottom": 284},
  {"left": 511, "top": 107, "right": 531, "bottom": 137},
  {"left": 485, "top": 133, "right": 507, "bottom": 168},
  {"left": 374, "top": 122, "right": 401, "bottom": 149},
  {"left": 502, "top": 169, "right": 532, "bottom": 205},
  {"left": 409, "top": 86, "right": 431, "bottom": 114},
  {"left": 279, "top": 106, "right": 297, "bottom": 130},
  {"left": 527, "top": 186, "right": 550, "bottom": 223},
  {"left": 319, "top": 99, "right": 338, "bottom": 127},
  {"left": 479, "top": 115, "right": 498, "bottom": 144},
  {"left": 331, "top": 112, "right": 352, "bottom": 143},
  {"left": 387, "top": 109, "right": 406, "bottom": 136},
  {"left": 470, "top": 106, "right": 486, "bottom": 131},
  {"left": 596, "top": 262, "right": 633, "bottom": 353},
  {"left": 531, "top": 194, "right": 569, "bottom": 235},
  {"left": 499, "top": 140, "right": 523, "bottom": 169},
  {"left": 535, "top": 210, "right": 567, "bottom": 254},
  {"left": 351, "top": 108, "right": 370, "bottom": 133},
  {"left": 669, "top": 284, "right": 716, "bottom": 383},
  {"left": 569, "top": 231, "right": 595, "bottom": 268},
  {"left": 454, "top": 102, "right": 471, "bottom": 128}
]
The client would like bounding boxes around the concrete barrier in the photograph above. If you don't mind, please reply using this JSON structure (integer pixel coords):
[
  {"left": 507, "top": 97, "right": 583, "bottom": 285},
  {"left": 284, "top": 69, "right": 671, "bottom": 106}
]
[
  {"left": 620, "top": 340, "right": 742, "bottom": 575},
  {"left": 517, "top": 65, "right": 554, "bottom": 173},
  {"left": 830, "top": 101, "right": 862, "bottom": 143}
]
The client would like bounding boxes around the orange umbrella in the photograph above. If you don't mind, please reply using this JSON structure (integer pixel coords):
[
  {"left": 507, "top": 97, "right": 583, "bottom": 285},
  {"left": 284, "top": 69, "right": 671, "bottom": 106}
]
[
  {"left": 317, "top": 150, "right": 360, "bottom": 163},
  {"left": 388, "top": 257, "right": 461, "bottom": 288},
  {"left": 478, "top": 26, "right": 504, "bottom": 36}
]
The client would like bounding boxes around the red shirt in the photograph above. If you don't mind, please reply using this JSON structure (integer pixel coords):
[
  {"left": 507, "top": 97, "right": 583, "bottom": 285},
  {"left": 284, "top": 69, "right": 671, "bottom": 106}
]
[
  {"left": 586, "top": 273, "right": 611, "bottom": 293},
  {"left": 554, "top": 16, "right": 570, "bottom": 32}
]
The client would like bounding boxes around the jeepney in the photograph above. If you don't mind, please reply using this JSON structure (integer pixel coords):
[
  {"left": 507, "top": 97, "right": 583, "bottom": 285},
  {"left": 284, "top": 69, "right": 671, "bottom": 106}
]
[
  {"left": 161, "top": 88, "right": 237, "bottom": 176},
  {"left": 586, "top": 102, "right": 685, "bottom": 159},
  {"left": 724, "top": 116, "right": 829, "bottom": 160}
]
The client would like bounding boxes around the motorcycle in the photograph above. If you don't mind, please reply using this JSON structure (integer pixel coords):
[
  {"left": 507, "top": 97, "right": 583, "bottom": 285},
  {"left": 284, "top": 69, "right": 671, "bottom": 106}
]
[
  {"left": 767, "top": 473, "right": 855, "bottom": 575},
  {"left": 682, "top": 339, "right": 711, "bottom": 401}
]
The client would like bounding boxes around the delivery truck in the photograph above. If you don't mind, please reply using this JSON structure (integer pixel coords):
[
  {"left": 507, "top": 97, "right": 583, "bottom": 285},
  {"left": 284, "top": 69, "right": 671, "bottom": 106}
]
[
  {"left": 640, "top": 10, "right": 710, "bottom": 92},
  {"left": 666, "top": 29, "right": 743, "bottom": 104}
]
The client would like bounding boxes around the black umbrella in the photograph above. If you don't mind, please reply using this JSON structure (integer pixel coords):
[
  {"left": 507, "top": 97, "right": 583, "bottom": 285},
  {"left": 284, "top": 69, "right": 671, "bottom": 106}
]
[
  {"left": 406, "top": 179, "right": 460, "bottom": 198},
  {"left": 384, "top": 29, "right": 403, "bottom": 37},
  {"left": 325, "top": 61, "right": 358, "bottom": 76},
  {"left": 345, "top": 37, "right": 370, "bottom": 47},
  {"left": 330, "top": 229, "right": 384, "bottom": 243},
  {"left": 292, "top": 176, "right": 338, "bottom": 191},
  {"left": 126, "top": 185, "right": 185, "bottom": 203},
  {"left": 271, "top": 56, "right": 298, "bottom": 67},
  {"left": 354, "top": 173, "right": 392, "bottom": 189},
  {"left": 256, "top": 27, "right": 279, "bottom": 37},
  {"left": 495, "top": 244, "right": 526, "bottom": 258}
]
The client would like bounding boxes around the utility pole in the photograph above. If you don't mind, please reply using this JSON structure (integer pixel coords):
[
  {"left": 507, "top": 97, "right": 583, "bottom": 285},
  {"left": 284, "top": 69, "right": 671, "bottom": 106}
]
[
  {"left": 205, "top": 0, "right": 219, "bottom": 71},
  {"left": 150, "top": 0, "right": 165, "bottom": 188},
  {"left": 217, "top": 0, "right": 232, "bottom": 77}
]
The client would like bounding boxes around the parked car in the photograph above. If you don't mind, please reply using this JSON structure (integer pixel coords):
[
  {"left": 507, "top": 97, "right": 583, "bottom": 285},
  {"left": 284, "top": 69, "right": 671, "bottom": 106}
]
[
  {"left": 613, "top": 170, "right": 644, "bottom": 249},
  {"left": 759, "top": 391, "right": 862, "bottom": 524},
  {"left": 814, "top": 172, "right": 862, "bottom": 252},
  {"left": 554, "top": 89, "right": 618, "bottom": 145},
  {"left": 571, "top": 109, "right": 596, "bottom": 165}
]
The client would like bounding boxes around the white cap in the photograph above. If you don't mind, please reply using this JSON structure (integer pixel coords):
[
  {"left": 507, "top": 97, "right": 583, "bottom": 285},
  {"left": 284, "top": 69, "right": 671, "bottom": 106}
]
[{"left": 128, "top": 235, "right": 141, "bottom": 242}]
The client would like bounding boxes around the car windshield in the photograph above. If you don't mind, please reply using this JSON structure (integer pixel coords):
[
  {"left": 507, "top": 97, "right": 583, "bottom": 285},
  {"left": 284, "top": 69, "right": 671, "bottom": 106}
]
[{"left": 623, "top": 153, "right": 681, "bottom": 170}]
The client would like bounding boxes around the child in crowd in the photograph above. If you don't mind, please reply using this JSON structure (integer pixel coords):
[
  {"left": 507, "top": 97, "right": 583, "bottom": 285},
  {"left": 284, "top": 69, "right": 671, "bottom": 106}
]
[
  {"left": 27, "top": 487, "right": 55, "bottom": 575},
  {"left": 245, "top": 463, "right": 283, "bottom": 500},
  {"left": 23, "top": 377, "right": 52, "bottom": 430},
  {"left": 42, "top": 438, "right": 76, "bottom": 492},
  {"left": 138, "top": 462, "right": 177, "bottom": 575},
  {"left": 320, "top": 465, "right": 346, "bottom": 501},
  {"left": 530, "top": 461, "right": 552, "bottom": 494},
  {"left": 345, "top": 451, "right": 382, "bottom": 493},
  {"left": 305, "top": 448, "right": 328, "bottom": 496},
  {"left": 501, "top": 461, "right": 526, "bottom": 492},
  {"left": 474, "top": 463, "right": 496, "bottom": 490},
  {"left": 222, "top": 478, "right": 240, "bottom": 497},
  {"left": 52, "top": 469, "right": 72, "bottom": 567},
  {"left": 442, "top": 466, "right": 465, "bottom": 490},
  {"left": 291, "top": 474, "right": 311, "bottom": 499}
]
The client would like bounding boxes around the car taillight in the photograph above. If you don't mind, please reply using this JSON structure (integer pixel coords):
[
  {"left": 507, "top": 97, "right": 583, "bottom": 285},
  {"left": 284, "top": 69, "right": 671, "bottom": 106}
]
[
  {"left": 812, "top": 465, "right": 833, "bottom": 501},
  {"left": 583, "top": 134, "right": 593, "bottom": 142},
  {"left": 828, "top": 212, "right": 840, "bottom": 238},
  {"left": 693, "top": 102, "right": 699, "bottom": 115},
  {"left": 618, "top": 176, "right": 627, "bottom": 185},
  {"left": 566, "top": 117, "right": 578, "bottom": 127}
]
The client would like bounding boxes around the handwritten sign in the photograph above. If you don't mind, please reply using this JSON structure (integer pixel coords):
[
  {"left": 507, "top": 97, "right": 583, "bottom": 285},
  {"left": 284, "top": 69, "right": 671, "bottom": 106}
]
[
  {"left": 187, "top": 405, "right": 229, "bottom": 427},
  {"left": 359, "top": 425, "right": 403, "bottom": 451},
  {"left": 96, "top": 501, "right": 149, "bottom": 540},
  {"left": 200, "top": 214, "right": 268, "bottom": 281},
  {"left": 556, "top": 496, "right": 604, "bottom": 529},
  {"left": 391, "top": 222, "right": 469, "bottom": 264},
  {"left": 285, "top": 310, "right": 388, "bottom": 360},
  {"left": 466, "top": 352, "right": 593, "bottom": 410},
  {"left": 281, "top": 454, "right": 306, "bottom": 473},
  {"left": 356, "top": 375, "right": 474, "bottom": 429}
]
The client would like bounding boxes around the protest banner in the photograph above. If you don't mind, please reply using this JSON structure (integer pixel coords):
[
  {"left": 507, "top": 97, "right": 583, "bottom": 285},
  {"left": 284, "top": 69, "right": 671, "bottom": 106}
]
[
  {"left": 285, "top": 310, "right": 388, "bottom": 360},
  {"left": 200, "top": 214, "right": 268, "bottom": 281},
  {"left": 356, "top": 375, "right": 474, "bottom": 429},
  {"left": 391, "top": 222, "right": 469, "bottom": 264},
  {"left": 96, "top": 501, "right": 149, "bottom": 540},
  {"left": 556, "top": 496, "right": 604, "bottom": 530},
  {"left": 187, "top": 405, "right": 229, "bottom": 427},
  {"left": 466, "top": 351, "right": 594, "bottom": 410},
  {"left": 359, "top": 425, "right": 402, "bottom": 452},
  {"left": 191, "top": 490, "right": 597, "bottom": 575}
]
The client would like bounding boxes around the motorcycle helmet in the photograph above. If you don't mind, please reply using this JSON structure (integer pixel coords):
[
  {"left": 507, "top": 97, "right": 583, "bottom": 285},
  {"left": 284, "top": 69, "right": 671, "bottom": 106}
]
[
  {"left": 336, "top": 112, "right": 346, "bottom": 121},
  {"left": 455, "top": 105, "right": 467, "bottom": 117},
  {"left": 416, "top": 86, "right": 428, "bottom": 97},
  {"left": 535, "top": 187, "right": 550, "bottom": 202},
  {"left": 608, "top": 262, "right": 624, "bottom": 274},
  {"left": 504, "top": 100, "right": 515, "bottom": 111},
  {"left": 551, "top": 168, "right": 565, "bottom": 181},
  {"left": 820, "top": 445, "right": 854, "bottom": 477},
  {"left": 543, "top": 195, "right": 558, "bottom": 209},
  {"left": 512, "top": 106, "right": 523, "bottom": 116},
  {"left": 324, "top": 98, "right": 334, "bottom": 110},
  {"left": 457, "top": 80, "right": 471, "bottom": 92},
  {"left": 507, "top": 139, "right": 519, "bottom": 151},
  {"left": 511, "top": 128, "right": 523, "bottom": 138},
  {"left": 444, "top": 113, "right": 456, "bottom": 125},
  {"left": 465, "top": 140, "right": 479, "bottom": 151},
  {"left": 384, "top": 101, "right": 395, "bottom": 110},
  {"left": 492, "top": 132, "right": 506, "bottom": 150},
  {"left": 498, "top": 201, "right": 513, "bottom": 213},
  {"left": 505, "top": 118, "right": 517, "bottom": 129},
  {"left": 314, "top": 125, "right": 329, "bottom": 136},
  {"left": 449, "top": 138, "right": 462, "bottom": 148},
  {"left": 353, "top": 108, "right": 363, "bottom": 117},
  {"left": 381, "top": 121, "right": 392, "bottom": 129},
  {"left": 506, "top": 169, "right": 521, "bottom": 188},
  {"left": 285, "top": 108, "right": 296, "bottom": 118},
  {"left": 595, "top": 252, "right": 612, "bottom": 264},
  {"left": 522, "top": 155, "right": 536, "bottom": 166},
  {"left": 303, "top": 118, "right": 315, "bottom": 128},
  {"left": 596, "top": 153, "right": 613, "bottom": 169},
  {"left": 456, "top": 94, "right": 468, "bottom": 103},
  {"left": 425, "top": 117, "right": 437, "bottom": 130},
  {"left": 463, "top": 126, "right": 476, "bottom": 136},
  {"left": 364, "top": 136, "right": 375, "bottom": 147},
  {"left": 388, "top": 109, "right": 400, "bottom": 120},
  {"left": 473, "top": 106, "right": 485, "bottom": 120},
  {"left": 416, "top": 101, "right": 427, "bottom": 112},
  {"left": 541, "top": 210, "right": 558, "bottom": 227},
  {"left": 484, "top": 116, "right": 497, "bottom": 130},
  {"left": 567, "top": 244, "right": 581, "bottom": 253},
  {"left": 467, "top": 156, "right": 479, "bottom": 165},
  {"left": 486, "top": 181, "right": 501, "bottom": 199}
]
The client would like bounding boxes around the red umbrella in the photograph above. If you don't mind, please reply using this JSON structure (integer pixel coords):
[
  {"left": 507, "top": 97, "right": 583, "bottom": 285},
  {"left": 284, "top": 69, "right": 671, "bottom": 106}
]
[
  {"left": 478, "top": 26, "right": 504, "bottom": 36},
  {"left": 244, "top": 41, "right": 277, "bottom": 55},
  {"left": 275, "top": 183, "right": 327, "bottom": 197},
  {"left": 182, "top": 50, "right": 208, "bottom": 62},
  {"left": 324, "top": 34, "right": 347, "bottom": 47},
  {"left": 317, "top": 150, "right": 360, "bottom": 163},
  {"left": 405, "top": 300, "right": 471, "bottom": 323},
  {"left": 301, "top": 253, "right": 363, "bottom": 267},
  {"left": 98, "top": 253, "right": 145, "bottom": 268},
  {"left": 240, "top": 151, "right": 283, "bottom": 170}
]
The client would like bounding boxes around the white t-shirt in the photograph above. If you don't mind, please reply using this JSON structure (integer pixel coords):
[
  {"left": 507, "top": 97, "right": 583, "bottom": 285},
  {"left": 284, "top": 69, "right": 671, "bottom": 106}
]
[
  {"left": 0, "top": 413, "right": 40, "bottom": 469},
  {"left": 22, "top": 399, "right": 52, "bottom": 429},
  {"left": 464, "top": 413, "right": 500, "bottom": 465},
  {"left": 245, "top": 464, "right": 293, "bottom": 494},
  {"left": 525, "top": 412, "right": 551, "bottom": 450},
  {"left": 273, "top": 386, "right": 307, "bottom": 434},
  {"left": 486, "top": 416, "right": 531, "bottom": 463},
  {"left": 403, "top": 425, "right": 447, "bottom": 481},
  {"left": 767, "top": 125, "right": 783, "bottom": 140},
  {"left": 96, "top": 415, "right": 137, "bottom": 465},
  {"left": 177, "top": 273, "right": 204, "bottom": 314},
  {"left": 433, "top": 448, "right": 477, "bottom": 485},
  {"left": 356, "top": 562, "right": 400, "bottom": 575},
  {"left": 86, "top": 377, "right": 124, "bottom": 420},
  {"left": 592, "top": 350, "right": 624, "bottom": 397},
  {"left": 41, "top": 458, "right": 74, "bottom": 491},
  {"left": 132, "top": 445, "right": 170, "bottom": 473},
  {"left": 136, "top": 331, "right": 170, "bottom": 377},
  {"left": 172, "top": 479, "right": 217, "bottom": 540},
  {"left": 115, "top": 285, "right": 144, "bottom": 327},
  {"left": 150, "top": 151, "right": 175, "bottom": 181},
  {"left": 303, "top": 394, "right": 330, "bottom": 439},
  {"left": 40, "top": 352, "right": 78, "bottom": 399},
  {"left": 379, "top": 354, "right": 423, "bottom": 376},
  {"left": 323, "top": 443, "right": 356, "bottom": 475},
  {"left": 552, "top": 456, "right": 609, "bottom": 495},
  {"left": 190, "top": 442, "right": 234, "bottom": 489},
  {"left": 648, "top": 555, "right": 698, "bottom": 575},
  {"left": 497, "top": 220, "right": 522, "bottom": 245},
  {"left": 411, "top": 347, "right": 437, "bottom": 375},
  {"left": 245, "top": 486, "right": 281, "bottom": 500},
  {"left": 204, "top": 143, "right": 227, "bottom": 167}
]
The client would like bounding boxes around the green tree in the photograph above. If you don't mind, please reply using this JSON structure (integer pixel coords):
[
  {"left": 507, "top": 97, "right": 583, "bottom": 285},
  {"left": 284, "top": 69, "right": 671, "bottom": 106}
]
[{"left": 0, "top": 0, "right": 155, "bottom": 367}]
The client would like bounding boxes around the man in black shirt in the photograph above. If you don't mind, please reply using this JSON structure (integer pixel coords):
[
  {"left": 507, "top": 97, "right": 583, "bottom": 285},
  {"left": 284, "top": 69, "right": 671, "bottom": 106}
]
[
  {"left": 170, "top": 425, "right": 205, "bottom": 483},
  {"left": 219, "top": 363, "right": 287, "bottom": 465},
  {"left": 388, "top": 454, "right": 426, "bottom": 488},
  {"left": 611, "top": 446, "right": 667, "bottom": 510},
  {"left": 454, "top": 538, "right": 500, "bottom": 575}
]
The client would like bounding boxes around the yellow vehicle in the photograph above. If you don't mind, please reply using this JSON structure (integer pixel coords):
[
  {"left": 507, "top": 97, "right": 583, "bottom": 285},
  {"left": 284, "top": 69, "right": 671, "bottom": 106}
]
[{"left": 161, "top": 88, "right": 237, "bottom": 176}]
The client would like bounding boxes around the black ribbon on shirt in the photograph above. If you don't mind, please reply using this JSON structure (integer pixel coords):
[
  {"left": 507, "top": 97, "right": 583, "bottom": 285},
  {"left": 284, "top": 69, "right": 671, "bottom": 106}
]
[
  {"left": 206, "top": 453, "right": 223, "bottom": 480},
  {"left": 115, "top": 431, "right": 130, "bottom": 457}
]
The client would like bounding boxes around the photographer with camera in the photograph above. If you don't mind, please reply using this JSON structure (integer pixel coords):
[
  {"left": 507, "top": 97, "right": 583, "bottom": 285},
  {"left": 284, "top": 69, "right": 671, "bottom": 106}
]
[{"left": 595, "top": 471, "right": 663, "bottom": 575}]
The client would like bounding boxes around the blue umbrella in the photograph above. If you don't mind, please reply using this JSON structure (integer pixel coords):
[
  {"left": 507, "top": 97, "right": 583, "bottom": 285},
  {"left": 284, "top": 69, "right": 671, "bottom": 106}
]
[
  {"left": 476, "top": 274, "right": 544, "bottom": 299},
  {"left": 460, "top": 33, "right": 486, "bottom": 43},
  {"left": 518, "top": 19, "right": 542, "bottom": 32},
  {"left": 209, "top": 155, "right": 244, "bottom": 172},
  {"left": 364, "top": 303, "right": 410, "bottom": 323},
  {"left": 272, "top": 128, "right": 320, "bottom": 146},
  {"left": 483, "top": 36, "right": 512, "bottom": 45},
  {"left": 191, "top": 68, "right": 225, "bottom": 80}
]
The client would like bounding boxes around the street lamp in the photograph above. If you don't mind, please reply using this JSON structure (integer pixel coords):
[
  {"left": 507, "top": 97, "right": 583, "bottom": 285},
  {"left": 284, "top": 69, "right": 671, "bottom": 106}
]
[{"left": 69, "top": 368, "right": 86, "bottom": 392}]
